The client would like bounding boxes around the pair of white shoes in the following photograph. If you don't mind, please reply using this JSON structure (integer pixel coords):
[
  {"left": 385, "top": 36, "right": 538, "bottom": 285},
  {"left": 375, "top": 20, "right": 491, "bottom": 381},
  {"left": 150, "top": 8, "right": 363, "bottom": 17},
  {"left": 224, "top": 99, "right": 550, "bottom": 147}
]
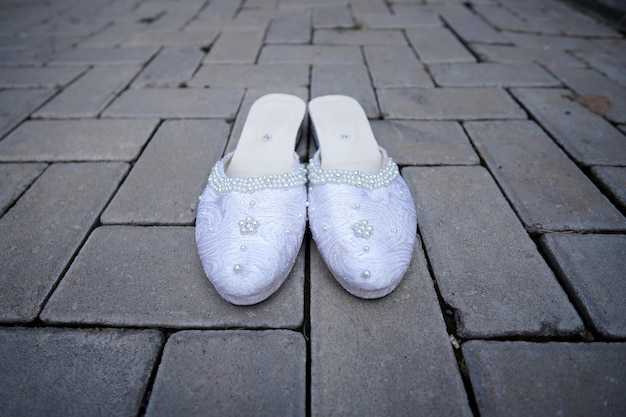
[{"left": 196, "top": 94, "right": 417, "bottom": 305}]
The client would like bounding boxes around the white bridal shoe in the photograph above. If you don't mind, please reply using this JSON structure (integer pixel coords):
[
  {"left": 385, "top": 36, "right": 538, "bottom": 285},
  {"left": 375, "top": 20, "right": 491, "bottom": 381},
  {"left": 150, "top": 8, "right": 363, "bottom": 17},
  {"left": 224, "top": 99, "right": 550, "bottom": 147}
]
[
  {"left": 307, "top": 95, "right": 417, "bottom": 299},
  {"left": 196, "top": 94, "right": 307, "bottom": 305}
]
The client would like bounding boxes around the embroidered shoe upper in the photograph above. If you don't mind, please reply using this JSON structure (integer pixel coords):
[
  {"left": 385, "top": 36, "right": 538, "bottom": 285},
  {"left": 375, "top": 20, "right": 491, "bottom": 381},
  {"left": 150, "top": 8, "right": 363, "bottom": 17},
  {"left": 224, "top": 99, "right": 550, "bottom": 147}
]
[
  {"left": 196, "top": 152, "right": 307, "bottom": 305},
  {"left": 306, "top": 146, "right": 416, "bottom": 299}
]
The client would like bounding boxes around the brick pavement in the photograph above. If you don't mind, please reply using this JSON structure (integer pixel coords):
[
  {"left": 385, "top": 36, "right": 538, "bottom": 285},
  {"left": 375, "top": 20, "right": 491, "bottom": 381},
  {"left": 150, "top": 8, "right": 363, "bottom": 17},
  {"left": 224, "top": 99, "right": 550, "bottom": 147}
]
[{"left": 0, "top": 0, "right": 625, "bottom": 416}]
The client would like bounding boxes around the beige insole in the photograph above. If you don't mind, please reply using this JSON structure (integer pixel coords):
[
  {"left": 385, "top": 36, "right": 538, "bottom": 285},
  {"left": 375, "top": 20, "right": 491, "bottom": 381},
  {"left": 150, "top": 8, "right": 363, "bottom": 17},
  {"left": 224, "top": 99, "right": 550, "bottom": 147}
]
[
  {"left": 226, "top": 94, "right": 306, "bottom": 178},
  {"left": 308, "top": 95, "right": 382, "bottom": 174}
]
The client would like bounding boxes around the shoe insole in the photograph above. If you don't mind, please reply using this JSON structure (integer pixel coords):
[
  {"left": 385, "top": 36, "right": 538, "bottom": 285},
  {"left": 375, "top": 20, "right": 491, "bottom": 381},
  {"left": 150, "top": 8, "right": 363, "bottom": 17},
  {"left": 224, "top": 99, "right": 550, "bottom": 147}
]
[
  {"left": 226, "top": 94, "right": 306, "bottom": 178},
  {"left": 308, "top": 95, "right": 382, "bottom": 174}
]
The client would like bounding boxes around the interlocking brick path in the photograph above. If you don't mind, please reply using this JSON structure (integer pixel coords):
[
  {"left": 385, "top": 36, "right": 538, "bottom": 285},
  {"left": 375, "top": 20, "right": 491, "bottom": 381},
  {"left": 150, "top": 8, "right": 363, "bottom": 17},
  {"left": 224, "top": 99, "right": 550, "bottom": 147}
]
[{"left": 0, "top": 0, "right": 625, "bottom": 416}]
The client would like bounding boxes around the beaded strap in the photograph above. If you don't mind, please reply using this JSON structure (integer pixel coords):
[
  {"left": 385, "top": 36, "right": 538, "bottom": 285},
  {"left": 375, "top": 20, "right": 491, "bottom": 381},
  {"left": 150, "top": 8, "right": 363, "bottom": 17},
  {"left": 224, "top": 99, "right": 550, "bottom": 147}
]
[
  {"left": 308, "top": 155, "right": 399, "bottom": 190},
  {"left": 208, "top": 157, "right": 307, "bottom": 194}
]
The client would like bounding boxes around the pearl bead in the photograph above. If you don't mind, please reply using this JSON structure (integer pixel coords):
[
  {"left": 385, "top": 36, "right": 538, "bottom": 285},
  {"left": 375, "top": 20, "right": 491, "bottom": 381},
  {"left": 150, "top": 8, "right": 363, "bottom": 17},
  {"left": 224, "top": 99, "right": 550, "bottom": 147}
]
[
  {"left": 233, "top": 264, "right": 241, "bottom": 272},
  {"left": 239, "top": 216, "right": 260, "bottom": 235},
  {"left": 353, "top": 220, "right": 373, "bottom": 239},
  {"left": 308, "top": 156, "right": 399, "bottom": 190},
  {"left": 364, "top": 246, "right": 369, "bottom": 252},
  {"left": 240, "top": 245, "right": 246, "bottom": 252},
  {"left": 362, "top": 270, "right": 371, "bottom": 279},
  {"left": 208, "top": 162, "right": 307, "bottom": 193}
]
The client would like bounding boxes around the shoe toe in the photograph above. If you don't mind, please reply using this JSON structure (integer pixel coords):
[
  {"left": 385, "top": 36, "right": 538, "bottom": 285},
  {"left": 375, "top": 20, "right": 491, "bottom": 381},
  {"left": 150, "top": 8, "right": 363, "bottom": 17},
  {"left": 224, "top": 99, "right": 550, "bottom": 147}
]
[
  {"left": 196, "top": 185, "right": 306, "bottom": 305},
  {"left": 309, "top": 177, "right": 416, "bottom": 299}
]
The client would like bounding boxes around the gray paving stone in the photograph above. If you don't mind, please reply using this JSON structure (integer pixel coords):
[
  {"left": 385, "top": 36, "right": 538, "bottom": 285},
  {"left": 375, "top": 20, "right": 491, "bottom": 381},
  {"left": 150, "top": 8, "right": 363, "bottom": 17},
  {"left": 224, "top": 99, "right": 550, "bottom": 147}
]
[
  {"left": 392, "top": 2, "right": 469, "bottom": 14},
  {"left": 197, "top": 0, "right": 242, "bottom": 18},
  {"left": 472, "top": 3, "right": 530, "bottom": 33},
  {"left": 102, "top": 120, "right": 229, "bottom": 225},
  {"left": 406, "top": 27, "right": 476, "bottom": 64},
  {"left": 511, "top": 88, "right": 626, "bottom": 166},
  {"left": 314, "top": 28, "right": 406, "bottom": 45},
  {"left": 33, "top": 66, "right": 141, "bottom": 119},
  {"left": 377, "top": 87, "right": 526, "bottom": 120},
  {"left": 502, "top": 31, "right": 596, "bottom": 53},
  {"left": 429, "top": 62, "right": 559, "bottom": 87},
  {"left": 471, "top": 43, "right": 585, "bottom": 67},
  {"left": 132, "top": 46, "right": 204, "bottom": 88},
  {"left": 145, "top": 330, "right": 305, "bottom": 417},
  {"left": 463, "top": 341, "right": 626, "bottom": 417},
  {"left": 371, "top": 120, "right": 479, "bottom": 165},
  {"left": 591, "top": 166, "right": 626, "bottom": 211},
  {"left": 133, "top": 7, "right": 203, "bottom": 33},
  {"left": 364, "top": 45, "right": 433, "bottom": 88},
  {"left": 0, "top": 36, "right": 77, "bottom": 66},
  {"left": 22, "top": 17, "right": 107, "bottom": 38},
  {"left": 500, "top": 0, "right": 620, "bottom": 37},
  {"left": 573, "top": 49, "right": 626, "bottom": 88},
  {"left": 311, "top": 64, "right": 379, "bottom": 118},
  {"left": 130, "top": 0, "right": 170, "bottom": 18},
  {"left": 313, "top": 4, "right": 353, "bottom": 28},
  {"left": 258, "top": 44, "right": 363, "bottom": 64},
  {"left": 0, "top": 163, "right": 46, "bottom": 217},
  {"left": 234, "top": 7, "right": 282, "bottom": 22},
  {"left": 184, "top": 15, "right": 269, "bottom": 31},
  {"left": 242, "top": 0, "right": 279, "bottom": 8},
  {"left": 124, "top": 29, "right": 219, "bottom": 47},
  {"left": 363, "top": 45, "right": 434, "bottom": 87},
  {"left": 350, "top": 0, "right": 389, "bottom": 16},
  {"left": 0, "top": 162, "right": 128, "bottom": 322},
  {"left": 77, "top": 20, "right": 147, "bottom": 47},
  {"left": 0, "top": 88, "right": 54, "bottom": 138},
  {"left": 0, "top": 9, "right": 47, "bottom": 37},
  {"left": 102, "top": 87, "right": 244, "bottom": 119},
  {"left": 48, "top": 46, "right": 158, "bottom": 66},
  {"left": 589, "top": 38, "right": 626, "bottom": 56},
  {"left": 362, "top": 10, "right": 442, "bottom": 28},
  {"left": 541, "top": 234, "right": 626, "bottom": 338},
  {"left": 190, "top": 63, "right": 309, "bottom": 88},
  {"left": 266, "top": 11, "right": 311, "bottom": 43},
  {"left": 403, "top": 166, "right": 584, "bottom": 338},
  {"left": 310, "top": 244, "right": 472, "bottom": 416},
  {"left": 0, "top": 327, "right": 163, "bottom": 417},
  {"left": 0, "top": 119, "right": 158, "bottom": 162},
  {"left": 280, "top": 0, "right": 347, "bottom": 7},
  {"left": 440, "top": 6, "right": 509, "bottom": 44},
  {"left": 41, "top": 226, "right": 305, "bottom": 328},
  {"left": 465, "top": 120, "right": 626, "bottom": 232},
  {"left": 548, "top": 66, "right": 626, "bottom": 124},
  {"left": 0, "top": 66, "right": 86, "bottom": 88},
  {"left": 226, "top": 87, "right": 309, "bottom": 156},
  {"left": 0, "top": 36, "right": 34, "bottom": 52},
  {"left": 204, "top": 29, "right": 265, "bottom": 63}
]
